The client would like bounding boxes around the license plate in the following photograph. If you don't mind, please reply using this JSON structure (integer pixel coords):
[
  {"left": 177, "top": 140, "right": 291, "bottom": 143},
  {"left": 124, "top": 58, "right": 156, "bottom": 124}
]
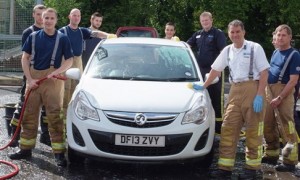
[{"left": 115, "top": 134, "right": 165, "bottom": 147}]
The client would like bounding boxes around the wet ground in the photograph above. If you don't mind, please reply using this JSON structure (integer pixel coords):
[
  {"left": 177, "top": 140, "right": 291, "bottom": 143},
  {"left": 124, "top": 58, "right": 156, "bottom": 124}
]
[{"left": 0, "top": 86, "right": 299, "bottom": 179}]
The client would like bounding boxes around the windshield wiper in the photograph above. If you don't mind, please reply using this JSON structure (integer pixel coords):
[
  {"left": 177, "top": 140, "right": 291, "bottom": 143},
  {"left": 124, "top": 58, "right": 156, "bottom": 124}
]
[
  {"left": 166, "top": 77, "right": 199, "bottom": 82},
  {"left": 129, "top": 77, "right": 162, "bottom": 81},
  {"left": 100, "top": 76, "right": 126, "bottom": 80}
]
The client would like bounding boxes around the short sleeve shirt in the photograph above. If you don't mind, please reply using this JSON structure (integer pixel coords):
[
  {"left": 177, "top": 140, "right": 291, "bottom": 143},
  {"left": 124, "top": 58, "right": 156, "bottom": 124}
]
[
  {"left": 268, "top": 48, "right": 300, "bottom": 84},
  {"left": 59, "top": 26, "right": 92, "bottom": 56},
  {"left": 22, "top": 25, "right": 42, "bottom": 46},
  {"left": 186, "top": 27, "right": 226, "bottom": 68},
  {"left": 212, "top": 40, "right": 270, "bottom": 83},
  {"left": 22, "top": 30, "right": 73, "bottom": 70}
]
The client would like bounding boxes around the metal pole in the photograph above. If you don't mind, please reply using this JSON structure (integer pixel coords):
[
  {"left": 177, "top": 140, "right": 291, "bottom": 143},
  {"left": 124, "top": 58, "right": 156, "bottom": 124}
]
[
  {"left": 36, "top": 0, "right": 43, "bottom": 4},
  {"left": 9, "top": 0, "right": 15, "bottom": 35}
]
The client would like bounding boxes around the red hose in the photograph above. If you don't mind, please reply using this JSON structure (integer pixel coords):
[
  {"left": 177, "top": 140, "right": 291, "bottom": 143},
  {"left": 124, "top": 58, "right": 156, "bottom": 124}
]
[
  {"left": 0, "top": 75, "right": 67, "bottom": 179},
  {"left": 0, "top": 160, "right": 19, "bottom": 180}
]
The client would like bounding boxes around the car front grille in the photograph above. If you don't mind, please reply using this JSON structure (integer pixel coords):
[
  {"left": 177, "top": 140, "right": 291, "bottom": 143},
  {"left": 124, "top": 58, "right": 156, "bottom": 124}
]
[
  {"left": 88, "top": 130, "right": 192, "bottom": 156},
  {"left": 104, "top": 111, "right": 178, "bottom": 128}
]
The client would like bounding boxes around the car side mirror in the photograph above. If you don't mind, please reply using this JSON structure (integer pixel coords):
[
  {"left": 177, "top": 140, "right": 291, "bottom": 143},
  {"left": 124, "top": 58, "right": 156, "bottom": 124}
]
[
  {"left": 65, "top": 68, "right": 81, "bottom": 80},
  {"left": 205, "top": 73, "right": 219, "bottom": 85}
]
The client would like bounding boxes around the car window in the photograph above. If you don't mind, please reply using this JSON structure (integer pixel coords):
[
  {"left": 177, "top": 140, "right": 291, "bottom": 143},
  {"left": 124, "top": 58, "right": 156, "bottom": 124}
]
[{"left": 87, "top": 44, "right": 199, "bottom": 81}]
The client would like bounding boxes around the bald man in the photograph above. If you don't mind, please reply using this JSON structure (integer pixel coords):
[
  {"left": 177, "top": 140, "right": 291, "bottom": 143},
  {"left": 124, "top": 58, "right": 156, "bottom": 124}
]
[{"left": 59, "top": 8, "right": 115, "bottom": 120}]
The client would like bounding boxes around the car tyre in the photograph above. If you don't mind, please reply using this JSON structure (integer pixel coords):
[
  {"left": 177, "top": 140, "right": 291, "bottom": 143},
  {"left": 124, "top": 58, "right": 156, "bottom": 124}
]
[{"left": 67, "top": 145, "right": 85, "bottom": 164}]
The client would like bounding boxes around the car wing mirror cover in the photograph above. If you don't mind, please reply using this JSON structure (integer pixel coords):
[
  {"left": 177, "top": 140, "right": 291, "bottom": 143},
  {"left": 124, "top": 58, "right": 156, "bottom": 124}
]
[{"left": 66, "top": 68, "right": 81, "bottom": 80}]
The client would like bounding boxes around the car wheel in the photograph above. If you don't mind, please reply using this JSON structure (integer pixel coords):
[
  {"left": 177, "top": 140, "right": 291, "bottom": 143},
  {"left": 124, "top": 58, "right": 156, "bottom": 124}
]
[{"left": 67, "top": 145, "right": 85, "bottom": 164}]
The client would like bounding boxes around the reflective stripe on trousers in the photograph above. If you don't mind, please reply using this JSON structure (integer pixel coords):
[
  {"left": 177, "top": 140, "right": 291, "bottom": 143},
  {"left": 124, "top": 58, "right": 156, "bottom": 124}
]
[
  {"left": 20, "top": 137, "right": 36, "bottom": 147},
  {"left": 10, "top": 118, "right": 19, "bottom": 126},
  {"left": 218, "top": 81, "right": 265, "bottom": 171}
]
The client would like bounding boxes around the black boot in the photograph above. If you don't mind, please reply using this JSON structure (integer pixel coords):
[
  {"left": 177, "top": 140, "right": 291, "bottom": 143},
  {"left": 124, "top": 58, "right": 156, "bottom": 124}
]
[
  {"left": 261, "top": 156, "right": 278, "bottom": 165},
  {"left": 238, "top": 169, "right": 257, "bottom": 180},
  {"left": 8, "top": 149, "right": 32, "bottom": 160},
  {"left": 210, "top": 169, "right": 232, "bottom": 179},
  {"left": 275, "top": 163, "right": 296, "bottom": 172},
  {"left": 54, "top": 153, "right": 67, "bottom": 167},
  {"left": 39, "top": 108, "right": 51, "bottom": 146}
]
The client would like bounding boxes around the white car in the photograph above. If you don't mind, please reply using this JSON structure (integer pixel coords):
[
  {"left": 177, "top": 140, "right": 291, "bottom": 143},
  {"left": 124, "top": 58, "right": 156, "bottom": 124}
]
[{"left": 66, "top": 37, "right": 216, "bottom": 167}]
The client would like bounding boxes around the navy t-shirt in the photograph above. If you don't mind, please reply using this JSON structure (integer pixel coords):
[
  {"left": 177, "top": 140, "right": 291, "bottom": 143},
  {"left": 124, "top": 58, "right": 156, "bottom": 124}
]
[
  {"left": 59, "top": 26, "right": 92, "bottom": 56},
  {"left": 22, "top": 25, "right": 42, "bottom": 46},
  {"left": 22, "top": 30, "right": 74, "bottom": 70},
  {"left": 187, "top": 27, "right": 226, "bottom": 69},
  {"left": 268, "top": 48, "right": 300, "bottom": 84}
]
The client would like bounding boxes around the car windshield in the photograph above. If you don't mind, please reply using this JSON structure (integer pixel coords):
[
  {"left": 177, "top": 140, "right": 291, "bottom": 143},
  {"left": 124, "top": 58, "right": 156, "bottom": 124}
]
[{"left": 86, "top": 43, "right": 199, "bottom": 82}]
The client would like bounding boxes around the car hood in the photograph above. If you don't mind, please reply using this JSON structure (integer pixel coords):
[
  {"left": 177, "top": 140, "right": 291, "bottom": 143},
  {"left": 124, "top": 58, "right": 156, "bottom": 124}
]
[{"left": 76, "top": 78, "right": 203, "bottom": 113}]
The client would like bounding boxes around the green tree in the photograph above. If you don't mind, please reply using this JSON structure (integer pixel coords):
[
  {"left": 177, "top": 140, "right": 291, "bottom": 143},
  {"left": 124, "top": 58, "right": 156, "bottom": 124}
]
[
  {"left": 43, "top": 0, "right": 300, "bottom": 57},
  {"left": 43, "top": 0, "right": 83, "bottom": 28}
]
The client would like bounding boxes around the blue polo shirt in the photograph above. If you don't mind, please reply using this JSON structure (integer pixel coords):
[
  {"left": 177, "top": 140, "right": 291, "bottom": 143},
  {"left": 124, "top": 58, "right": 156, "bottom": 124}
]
[
  {"left": 59, "top": 26, "right": 92, "bottom": 56},
  {"left": 187, "top": 27, "right": 226, "bottom": 69},
  {"left": 22, "top": 30, "right": 73, "bottom": 70},
  {"left": 268, "top": 48, "right": 300, "bottom": 84}
]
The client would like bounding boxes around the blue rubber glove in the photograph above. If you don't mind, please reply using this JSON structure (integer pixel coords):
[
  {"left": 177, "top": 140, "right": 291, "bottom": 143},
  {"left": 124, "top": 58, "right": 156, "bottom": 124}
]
[
  {"left": 187, "top": 83, "right": 205, "bottom": 91},
  {"left": 253, "top": 95, "right": 263, "bottom": 113},
  {"left": 192, "top": 83, "right": 205, "bottom": 91}
]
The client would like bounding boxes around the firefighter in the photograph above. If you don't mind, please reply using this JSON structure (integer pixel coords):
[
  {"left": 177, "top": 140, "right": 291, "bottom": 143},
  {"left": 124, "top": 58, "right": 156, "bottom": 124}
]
[
  {"left": 194, "top": 20, "right": 270, "bottom": 179},
  {"left": 186, "top": 11, "right": 227, "bottom": 135},
  {"left": 8, "top": 8, "right": 73, "bottom": 167},
  {"left": 263, "top": 24, "right": 300, "bottom": 172},
  {"left": 59, "top": 8, "right": 114, "bottom": 122},
  {"left": 10, "top": 4, "right": 51, "bottom": 147}
]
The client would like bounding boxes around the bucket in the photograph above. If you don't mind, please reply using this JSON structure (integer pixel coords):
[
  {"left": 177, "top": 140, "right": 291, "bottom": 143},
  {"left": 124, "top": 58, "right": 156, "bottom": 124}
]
[{"left": 2, "top": 103, "right": 17, "bottom": 136}]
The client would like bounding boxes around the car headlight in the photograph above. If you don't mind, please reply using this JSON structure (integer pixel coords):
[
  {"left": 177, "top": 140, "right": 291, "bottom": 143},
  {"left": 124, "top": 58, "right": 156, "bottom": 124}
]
[
  {"left": 73, "top": 91, "right": 100, "bottom": 121},
  {"left": 182, "top": 95, "right": 209, "bottom": 125}
]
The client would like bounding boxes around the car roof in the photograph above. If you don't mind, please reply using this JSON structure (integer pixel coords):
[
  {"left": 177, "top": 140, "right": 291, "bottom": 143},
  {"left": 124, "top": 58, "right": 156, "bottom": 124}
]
[{"left": 102, "top": 37, "right": 187, "bottom": 47}]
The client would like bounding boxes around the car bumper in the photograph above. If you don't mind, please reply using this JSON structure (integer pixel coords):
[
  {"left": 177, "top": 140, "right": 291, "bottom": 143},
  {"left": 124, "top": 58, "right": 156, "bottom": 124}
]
[{"left": 66, "top": 105, "right": 215, "bottom": 162}]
